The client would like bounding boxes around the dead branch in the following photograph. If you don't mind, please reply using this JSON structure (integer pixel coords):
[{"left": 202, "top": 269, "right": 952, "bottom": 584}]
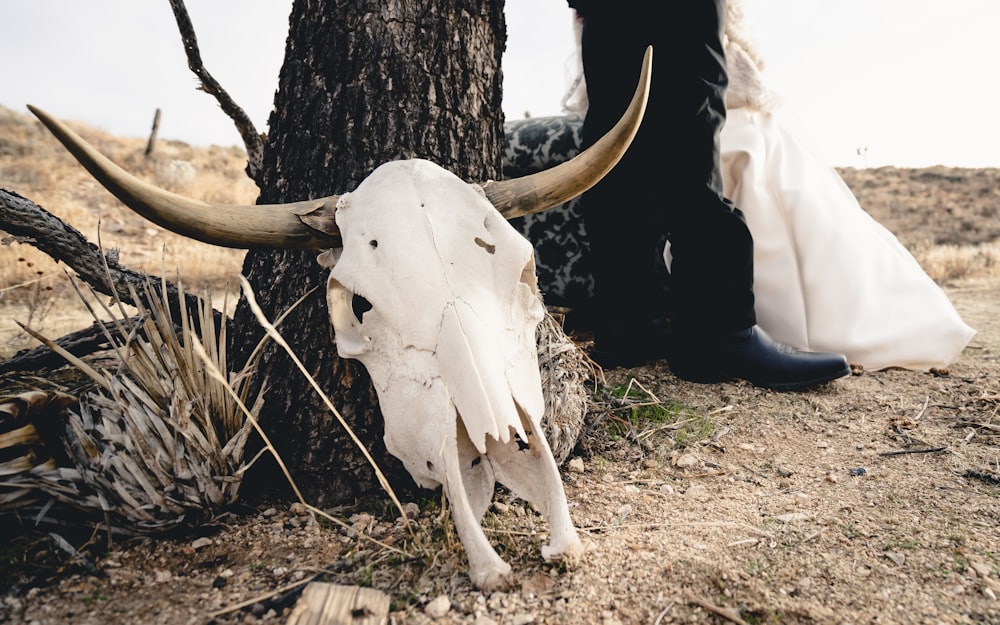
[
  {"left": 0, "top": 320, "right": 124, "bottom": 374},
  {"left": 684, "top": 592, "right": 749, "bottom": 625},
  {"left": 167, "top": 0, "right": 265, "bottom": 181},
  {"left": 0, "top": 189, "right": 226, "bottom": 368},
  {"left": 878, "top": 446, "right": 948, "bottom": 457}
]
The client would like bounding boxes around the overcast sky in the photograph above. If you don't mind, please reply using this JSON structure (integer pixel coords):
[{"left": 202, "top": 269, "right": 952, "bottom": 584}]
[{"left": 2, "top": 0, "right": 997, "bottom": 168}]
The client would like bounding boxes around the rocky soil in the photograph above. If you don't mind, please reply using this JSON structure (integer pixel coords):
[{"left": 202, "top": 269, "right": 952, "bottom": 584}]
[{"left": 2, "top": 134, "right": 999, "bottom": 624}]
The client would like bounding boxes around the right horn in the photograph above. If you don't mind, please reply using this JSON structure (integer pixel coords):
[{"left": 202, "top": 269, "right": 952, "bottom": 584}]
[{"left": 483, "top": 45, "right": 652, "bottom": 220}]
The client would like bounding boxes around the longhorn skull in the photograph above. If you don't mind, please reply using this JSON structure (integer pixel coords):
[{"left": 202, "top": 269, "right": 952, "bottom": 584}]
[{"left": 27, "top": 47, "right": 651, "bottom": 590}]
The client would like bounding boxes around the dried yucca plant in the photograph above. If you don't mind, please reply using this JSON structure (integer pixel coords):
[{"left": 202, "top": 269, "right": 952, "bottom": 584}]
[
  {"left": 535, "top": 305, "right": 595, "bottom": 464},
  {"left": 7, "top": 276, "right": 263, "bottom": 534}
]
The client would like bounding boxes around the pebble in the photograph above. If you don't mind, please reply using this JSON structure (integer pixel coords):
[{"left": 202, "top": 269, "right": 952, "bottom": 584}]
[
  {"left": 567, "top": 457, "right": 585, "bottom": 473},
  {"left": 685, "top": 484, "right": 709, "bottom": 500},
  {"left": 190, "top": 537, "right": 213, "bottom": 550},
  {"left": 984, "top": 587, "right": 997, "bottom": 601},
  {"left": 969, "top": 560, "right": 992, "bottom": 578},
  {"left": 425, "top": 594, "right": 451, "bottom": 619},
  {"left": 675, "top": 453, "right": 698, "bottom": 469},
  {"left": 154, "top": 570, "right": 172, "bottom": 583}
]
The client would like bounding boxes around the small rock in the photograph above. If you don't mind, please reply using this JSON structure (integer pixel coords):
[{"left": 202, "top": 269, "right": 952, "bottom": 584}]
[
  {"left": 824, "top": 472, "right": 838, "bottom": 483},
  {"left": 567, "top": 457, "right": 585, "bottom": 473},
  {"left": 884, "top": 552, "right": 905, "bottom": 566},
  {"left": 675, "top": 453, "right": 698, "bottom": 469},
  {"left": 969, "top": 560, "right": 993, "bottom": 578},
  {"left": 212, "top": 576, "right": 227, "bottom": 589},
  {"left": 848, "top": 467, "right": 868, "bottom": 477},
  {"left": 684, "top": 484, "right": 709, "bottom": 500},
  {"left": 474, "top": 617, "right": 499, "bottom": 625},
  {"left": 521, "top": 572, "right": 555, "bottom": 597},
  {"left": 425, "top": 594, "right": 451, "bottom": 619},
  {"left": 816, "top": 441, "right": 829, "bottom": 449},
  {"left": 511, "top": 614, "right": 536, "bottom": 625},
  {"left": 984, "top": 587, "right": 997, "bottom": 601},
  {"left": 641, "top": 458, "right": 659, "bottom": 469},
  {"left": 191, "top": 537, "right": 213, "bottom": 551},
  {"left": 774, "top": 512, "right": 808, "bottom": 523},
  {"left": 624, "top": 484, "right": 640, "bottom": 495},
  {"left": 493, "top": 501, "right": 510, "bottom": 514},
  {"left": 289, "top": 502, "right": 308, "bottom": 515},
  {"left": 261, "top": 507, "right": 277, "bottom": 517},
  {"left": 219, "top": 568, "right": 235, "bottom": 578},
  {"left": 154, "top": 570, "right": 172, "bottom": 583},
  {"left": 402, "top": 502, "right": 420, "bottom": 519}
]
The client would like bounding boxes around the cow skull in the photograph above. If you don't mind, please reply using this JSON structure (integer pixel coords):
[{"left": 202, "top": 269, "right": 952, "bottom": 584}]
[{"left": 27, "top": 46, "right": 651, "bottom": 590}]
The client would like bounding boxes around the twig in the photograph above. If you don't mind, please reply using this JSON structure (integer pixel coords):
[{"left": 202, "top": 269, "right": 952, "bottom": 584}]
[
  {"left": 652, "top": 601, "right": 675, "bottom": 625},
  {"left": 685, "top": 591, "right": 749, "bottom": 625},
  {"left": 878, "top": 446, "right": 947, "bottom": 457}
]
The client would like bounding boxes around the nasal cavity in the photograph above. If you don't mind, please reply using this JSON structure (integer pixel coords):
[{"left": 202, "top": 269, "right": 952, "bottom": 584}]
[{"left": 352, "top": 294, "right": 373, "bottom": 322}]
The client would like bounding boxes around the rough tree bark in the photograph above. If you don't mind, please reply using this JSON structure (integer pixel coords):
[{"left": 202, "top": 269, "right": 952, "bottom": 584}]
[{"left": 233, "top": 0, "right": 507, "bottom": 506}]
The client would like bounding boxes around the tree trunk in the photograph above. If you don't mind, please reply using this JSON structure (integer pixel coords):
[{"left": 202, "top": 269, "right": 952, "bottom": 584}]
[{"left": 232, "top": 0, "right": 506, "bottom": 506}]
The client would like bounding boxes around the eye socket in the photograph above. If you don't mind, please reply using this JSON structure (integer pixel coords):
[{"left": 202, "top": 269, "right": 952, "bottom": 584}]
[{"left": 352, "top": 293, "right": 373, "bottom": 322}]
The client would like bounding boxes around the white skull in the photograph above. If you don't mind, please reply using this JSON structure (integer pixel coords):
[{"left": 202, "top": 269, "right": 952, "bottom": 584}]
[{"left": 318, "top": 159, "right": 582, "bottom": 590}]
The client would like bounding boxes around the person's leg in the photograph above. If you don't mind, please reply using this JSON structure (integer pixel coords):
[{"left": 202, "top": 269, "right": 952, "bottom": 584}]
[
  {"left": 579, "top": 0, "right": 754, "bottom": 360},
  {"left": 578, "top": 0, "right": 850, "bottom": 389}
]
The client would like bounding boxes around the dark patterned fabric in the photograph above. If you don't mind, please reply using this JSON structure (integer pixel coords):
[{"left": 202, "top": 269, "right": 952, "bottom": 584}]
[{"left": 504, "top": 115, "right": 593, "bottom": 308}]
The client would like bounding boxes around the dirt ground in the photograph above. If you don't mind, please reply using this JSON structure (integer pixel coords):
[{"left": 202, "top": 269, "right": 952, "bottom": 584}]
[{"left": 2, "top": 165, "right": 999, "bottom": 624}]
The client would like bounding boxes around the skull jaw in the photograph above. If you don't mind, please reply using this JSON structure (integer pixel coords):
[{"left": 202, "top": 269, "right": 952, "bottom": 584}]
[{"left": 373, "top": 380, "right": 581, "bottom": 590}]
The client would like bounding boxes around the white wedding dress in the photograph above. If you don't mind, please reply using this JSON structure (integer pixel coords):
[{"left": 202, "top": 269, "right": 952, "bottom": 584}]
[{"left": 719, "top": 107, "right": 975, "bottom": 370}]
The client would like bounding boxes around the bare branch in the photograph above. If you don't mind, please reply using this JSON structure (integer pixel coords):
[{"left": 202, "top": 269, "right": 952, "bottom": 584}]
[{"left": 166, "top": 0, "right": 265, "bottom": 181}]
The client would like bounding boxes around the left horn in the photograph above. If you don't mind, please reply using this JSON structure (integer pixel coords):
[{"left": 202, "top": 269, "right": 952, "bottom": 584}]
[
  {"left": 484, "top": 45, "right": 652, "bottom": 220},
  {"left": 27, "top": 105, "right": 341, "bottom": 250}
]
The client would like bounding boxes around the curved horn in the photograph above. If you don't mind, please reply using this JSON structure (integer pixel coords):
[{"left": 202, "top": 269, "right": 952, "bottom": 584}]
[
  {"left": 484, "top": 45, "right": 652, "bottom": 220},
  {"left": 26, "top": 105, "right": 341, "bottom": 250}
]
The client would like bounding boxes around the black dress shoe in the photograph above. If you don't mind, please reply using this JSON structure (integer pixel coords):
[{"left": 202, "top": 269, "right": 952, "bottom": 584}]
[{"left": 668, "top": 325, "right": 850, "bottom": 391}]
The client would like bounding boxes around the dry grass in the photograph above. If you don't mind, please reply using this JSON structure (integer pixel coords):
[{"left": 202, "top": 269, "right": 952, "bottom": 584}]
[
  {"left": 0, "top": 105, "right": 254, "bottom": 358},
  {"left": 0, "top": 104, "right": 253, "bottom": 301}
]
